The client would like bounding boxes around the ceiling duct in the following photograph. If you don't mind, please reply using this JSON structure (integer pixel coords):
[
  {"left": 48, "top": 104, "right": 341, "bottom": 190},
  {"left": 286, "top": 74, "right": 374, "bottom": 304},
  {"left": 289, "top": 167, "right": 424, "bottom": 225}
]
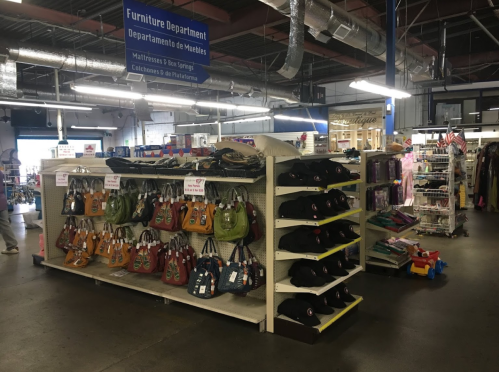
[
  {"left": 0, "top": 38, "right": 299, "bottom": 103},
  {"left": 277, "top": 0, "right": 306, "bottom": 79},
  {"left": 259, "top": 0, "right": 432, "bottom": 82}
]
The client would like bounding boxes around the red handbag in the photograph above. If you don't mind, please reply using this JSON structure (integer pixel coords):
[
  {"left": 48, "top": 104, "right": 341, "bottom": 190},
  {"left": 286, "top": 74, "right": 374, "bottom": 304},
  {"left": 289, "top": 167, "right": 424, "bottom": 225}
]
[
  {"left": 244, "top": 244, "right": 266, "bottom": 290},
  {"left": 56, "top": 216, "right": 77, "bottom": 253},
  {"left": 161, "top": 237, "right": 189, "bottom": 286},
  {"left": 128, "top": 229, "right": 163, "bottom": 274},
  {"left": 150, "top": 183, "right": 186, "bottom": 231}
]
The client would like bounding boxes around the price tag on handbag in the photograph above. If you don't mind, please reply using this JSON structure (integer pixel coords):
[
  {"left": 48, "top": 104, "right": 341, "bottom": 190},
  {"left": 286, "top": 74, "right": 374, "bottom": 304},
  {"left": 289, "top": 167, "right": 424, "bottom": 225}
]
[
  {"left": 199, "top": 286, "right": 206, "bottom": 294},
  {"left": 56, "top": 172, "right": 69, "bottom": 187},
  {"left": 229, "top": 271, "right": 237, "bottom": 283},
  {"left": 101, "top": 202, "right": 107, "bottom": 209},
  {"left": 104, "top": 174, "right": 121, "bottom": 190}
]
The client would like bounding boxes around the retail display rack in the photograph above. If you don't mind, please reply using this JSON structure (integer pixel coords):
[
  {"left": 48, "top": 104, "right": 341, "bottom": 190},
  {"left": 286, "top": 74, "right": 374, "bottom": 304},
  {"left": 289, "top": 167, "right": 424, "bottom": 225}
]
[
  {"left": 266, "top": 155, "right": 364, "bottom": 343},
  {"left": 412, "top": 145, "right": 467, "bottom": 237},
  {"left": 358, "top": 152, "right": 418, "bottom": 270},
  {"left": 39, "top": 157, "right": 268, "bottom": 332}
]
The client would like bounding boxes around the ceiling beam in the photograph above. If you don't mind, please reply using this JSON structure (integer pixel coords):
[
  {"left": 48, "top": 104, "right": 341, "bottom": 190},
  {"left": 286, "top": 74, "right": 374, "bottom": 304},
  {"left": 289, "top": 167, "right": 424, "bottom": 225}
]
[
  {"left": 208, "top": 4, "right": 288, "bottom": 44},
  {"left": 251, "top": 27, "right": 367, "bottom": 68},
  {"left": 209, "top": 51, "right": 267, "bottom": 71},
  {"left": 450, "top": 51, "right": 499, "bottom": 68},
  {"left": 161, "top": 0, "right": 231, "bottom": 23}
]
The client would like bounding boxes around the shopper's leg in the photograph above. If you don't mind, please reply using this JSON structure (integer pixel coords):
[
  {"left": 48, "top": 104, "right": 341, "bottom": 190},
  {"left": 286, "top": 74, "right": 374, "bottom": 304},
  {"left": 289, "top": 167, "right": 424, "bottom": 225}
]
[{"left": 0, "top": 209, "right": 18, "bottom": 250}]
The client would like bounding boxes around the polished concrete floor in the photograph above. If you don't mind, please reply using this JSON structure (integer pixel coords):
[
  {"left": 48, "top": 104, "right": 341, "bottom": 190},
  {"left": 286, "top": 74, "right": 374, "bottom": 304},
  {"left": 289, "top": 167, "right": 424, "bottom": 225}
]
[{"left": 1, "top": 210, "right": 498, "bottom": 372}]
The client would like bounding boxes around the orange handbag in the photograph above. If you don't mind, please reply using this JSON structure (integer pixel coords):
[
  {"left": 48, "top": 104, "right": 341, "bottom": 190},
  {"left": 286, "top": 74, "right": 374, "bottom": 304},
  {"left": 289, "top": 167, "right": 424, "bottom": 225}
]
[
  {"left": 108, "top": 227, "right": 131, "bottom": 268},
  {"left": 71, "top": 218, "right": 97, "bottom": 256},
  {"left": 63, "top": 249, "right": 90, "bottom": 268},
  {"left": 181, "top": 199, "right": 216, "bottom": 234},
  {"left": 84, "top": 178, "right": 109, "bottom": 217},
  {"left": 95, "top": 222, "right": 114, "bottom": 258}
]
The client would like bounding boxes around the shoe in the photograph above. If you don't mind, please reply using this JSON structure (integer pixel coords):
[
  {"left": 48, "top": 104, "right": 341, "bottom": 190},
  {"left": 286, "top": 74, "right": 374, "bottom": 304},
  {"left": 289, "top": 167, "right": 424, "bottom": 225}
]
[{"left": 1, "top": 248, "right": 19, "bottom": 255}]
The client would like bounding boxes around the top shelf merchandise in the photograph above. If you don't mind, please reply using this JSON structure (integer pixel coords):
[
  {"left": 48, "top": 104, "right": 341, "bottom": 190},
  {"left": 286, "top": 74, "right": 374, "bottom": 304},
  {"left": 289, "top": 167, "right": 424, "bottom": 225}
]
[{"left": 412, "top": 145, "right": 467, "bottom": 236}]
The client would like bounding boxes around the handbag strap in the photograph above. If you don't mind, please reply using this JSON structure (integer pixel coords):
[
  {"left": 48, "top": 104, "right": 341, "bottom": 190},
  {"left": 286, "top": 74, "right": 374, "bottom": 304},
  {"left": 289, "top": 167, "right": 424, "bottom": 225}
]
[
  {"left": 68, "top": 178, "right": 77, "bottom": 192},
  {"left": 138, "top": 229, "right": 153, "bottom": 243}
]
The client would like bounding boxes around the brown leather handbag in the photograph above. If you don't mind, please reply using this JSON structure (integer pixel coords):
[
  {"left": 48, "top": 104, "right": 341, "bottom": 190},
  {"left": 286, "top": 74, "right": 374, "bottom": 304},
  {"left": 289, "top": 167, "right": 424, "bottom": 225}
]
[
  {"left": 95, "top": 222, "right": 113, "bottom": 258},
  {"left": 161, "top": 237, "right": 189, "bottom": 286},
  {"left": 56, "top": 216, "right": 77, "bottom": 252}
]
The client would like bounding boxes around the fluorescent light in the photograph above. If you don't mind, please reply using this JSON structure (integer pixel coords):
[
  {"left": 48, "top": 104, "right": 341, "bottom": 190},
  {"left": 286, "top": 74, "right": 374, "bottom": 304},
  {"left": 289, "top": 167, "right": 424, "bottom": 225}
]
[
  {"left": 195, "top": 101, "right": 236, "bottom": 110},
  {"left": 71, "top": 126, "right": 117, "bottom": 130},
  {"left": 349, "top": 80, "right": 411, "bottom": 99},
  {"left": 176, "top": 121, "right": 218, "bottom": 127},
  {"left": 144, "top": 95, "right": 195, "bottom": 106},
  {"left": 368, "top": 127, "right": 374, "bottom": 130},
  {"left": 6, "top": 0, "right": 22, "bottom": 3},
  {"left": 469, "top": 112, "right": 480, "bottom": 115},
  {"left": 0, "top": 100, "right": 92, "bottom": 111},
  {"left": 393, "top": 131, "right": 399, "bottom": 135},
  {"left": 235, "top": 105, "right": 270, "bottom": 113},
  {"left": 489, "top": 107, "right": 499, "bottom": 111},
  {"left": 413, "top": 127, "right": 457, "bottom": 131},
  {"left": 450, "top": 118, "right": 462, "bottom": 120},
  {"left": 274, "top": 114, "right": 328, "bottom": 124},
  {"left": 72, "top": 85, "right": 142, "bottom": 100},
  {"left": 376, "top": 128, "right": 381, "bottom": 131},
  {"left": 223, "top": 116, "right": 271, "bottom": 124},
  {"left": 331, "top": 122, "right": 349, "bottom": 126}
]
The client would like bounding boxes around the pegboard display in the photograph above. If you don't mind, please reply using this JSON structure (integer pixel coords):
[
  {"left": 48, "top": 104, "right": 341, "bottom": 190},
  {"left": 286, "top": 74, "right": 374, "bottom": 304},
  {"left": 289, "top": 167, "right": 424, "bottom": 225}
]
[{"left": 39, "top": 158, "right": 268, "bottom": 327}]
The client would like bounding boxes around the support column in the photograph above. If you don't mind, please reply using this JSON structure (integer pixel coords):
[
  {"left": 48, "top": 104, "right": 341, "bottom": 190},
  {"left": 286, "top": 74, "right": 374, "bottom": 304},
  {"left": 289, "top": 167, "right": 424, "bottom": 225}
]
[
  {"left": 385, "top": 0, "right": 396, "bottom": 140},
  {"left": 54, "top": 69, "right": 64, "bottom": 143}
]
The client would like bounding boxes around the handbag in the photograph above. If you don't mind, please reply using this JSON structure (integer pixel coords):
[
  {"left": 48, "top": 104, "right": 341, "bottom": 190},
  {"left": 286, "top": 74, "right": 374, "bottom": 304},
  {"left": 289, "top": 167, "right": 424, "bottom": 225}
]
[
  {"left": 128, "top": 229, "right": 163, "bottom": 274},
  {"left": 244, "top": 245, "right": 265, "bottom": 290},
  {"left": 182, "top": 198, "right": 216, "bottom": 234},
  {"left": 63, "top": 248, "right": 90, "bottom": 268},
  {"left": 161, "top": 236, "right": 189, "bottom": 285},
  {"left": 150, "top": 183, "right": 186, "bottom": 231},
  {"left": 234, "top": 186, "right": 263, "bottom": 245},
  {"left": 131, "top": 180, "right": 159, "bottom": 227},
  {"left": 123, "top": 179, "right": 139, "bottom": 221},
  {"left": 176, "top": 232, "right": 197, "bottom": 274},
  {"left": 104, "top": 188, "right": 127, "bottom": 224},
  {"left": 71, "top": 218, "right": 97, "bottom": 255},
  {"left": 108, "top": 227, "right": 131, "bottom": 268},
  {"left": 187, "top": 238, "right": 222, "bottom": 299},
  {"left": 218, "top": 244, "right": 252, "bottom": 294},
  {"left": 84, "top": 178, "right": 109, "bottom": 216},
  {"left": 56, "top": 216, "right": 77, "bottom": 252},
  {"left": 95, "top": 222, "right": 114, "bottom": 258},
  {"left": 214, "top": 188, "right": 249, "bottom": 242},
  {"left": 61, "top": 179, "right": 86, "bottom": 215}
]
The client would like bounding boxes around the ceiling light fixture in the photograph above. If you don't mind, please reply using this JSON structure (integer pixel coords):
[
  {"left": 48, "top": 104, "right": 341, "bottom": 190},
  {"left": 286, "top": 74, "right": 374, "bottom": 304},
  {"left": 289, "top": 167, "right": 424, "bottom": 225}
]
[
  {"left": 376, "top": 128, "right": 381, "bottom": 131},
  {"left": 5, "top": 0, "right": 22, "bottom": 3},
  {"left": 349, "top": 80, "right": 411, "bottom": 99},
  {"left": 72, "top": 85, "right": 142, "bottom": 100},
  {"left": 469, "top": 112, "right": 480, "bottom": 115},
  {"left": 223, "top": 116, "right": 271, "bottom": 124},
  {"left": 413, "top": 127, "right": 457, "bottom": 131},
  {"left": 330, "top": 122, "right": 349, "bottom": 126},
  {"left": 393, "top": 131, "right": 399, "bottom": 134},
  {"left": 450, "top": 118, "right": 462, "bottom": 120},
  {"left": 235, "top": 105, "right": 270, "bottom": 113},
  {"left": 0, "top": 100, "right": 93, "bottom": 111},
  {"left": 489, "top": 107, "right": 499, "bottom": 111},
  {"left": 195, "top": 101, "right": 236, "bottom": 110},
  {"left": 71, "top": 126, "right": 117, "bottom": 130},
  {"left": 144, "top": 95, "right": 195, "bottom": 106},
  {"left": 274, "top": 114, "right": 328, "bottom": 124}
]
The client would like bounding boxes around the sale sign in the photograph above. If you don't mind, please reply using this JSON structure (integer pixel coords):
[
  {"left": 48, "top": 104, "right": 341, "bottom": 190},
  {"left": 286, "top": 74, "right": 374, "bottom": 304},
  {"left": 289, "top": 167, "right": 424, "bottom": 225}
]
[
  {"left": 183, "top": 177, "right": 206, "bottom": 196},
  {"left": 104, "top": 174, "right": 121, "bottom": 190}
]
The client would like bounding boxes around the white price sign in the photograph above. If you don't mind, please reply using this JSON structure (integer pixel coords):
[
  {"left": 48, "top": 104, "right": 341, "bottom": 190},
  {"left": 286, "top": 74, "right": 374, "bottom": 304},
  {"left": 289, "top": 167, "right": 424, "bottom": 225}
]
[
  {"left": 337, "top": 140, "right": 350, "bottom": 149},
  {"left": 83, "top": 144, "right": 96, "bottom": 157},
  {"left": 104, "top": 174, "right": 121, "bottom": 190},
  {"left": 56, "top": 172, "right": 69, "bottom": 187},
  {"left": 57, "top": 145, "right": 75, "bottom": 158},
  {"left": 184, "top": 177, "right": 206, "bottom": 196}
]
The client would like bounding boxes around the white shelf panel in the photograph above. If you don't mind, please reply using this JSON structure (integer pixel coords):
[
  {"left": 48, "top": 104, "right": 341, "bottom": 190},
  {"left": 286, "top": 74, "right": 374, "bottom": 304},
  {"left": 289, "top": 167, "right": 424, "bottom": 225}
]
[
  {"left": 275, "top": 237, "right": 361, "bottom": 261},
  {"left": 39, "top": 168, "right": 265, "bottom": 184},
  {"left": 366, "top": 222, "right": 418, "bottom": 237},
  {"left": 275, "top": 265, "right": 362, "bottom": 295},
  {"left": 43, "top": 258, "right": 266, "bottom": 324},
  {"left": 276, "top": 208, "right": 362, "bottom": 228},
  {"left": 275, "top": 180, "right": 362, "bottom": 196},
  {"left": 276, "top": 295, "right": 362, "bottom": 333}
]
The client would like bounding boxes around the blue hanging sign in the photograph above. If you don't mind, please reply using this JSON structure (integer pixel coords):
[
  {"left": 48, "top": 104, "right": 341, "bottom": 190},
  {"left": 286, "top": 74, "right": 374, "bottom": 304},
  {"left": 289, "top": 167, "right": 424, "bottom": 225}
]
[{"left": 123, "top": 0, "right": 210, "bottom": 83}]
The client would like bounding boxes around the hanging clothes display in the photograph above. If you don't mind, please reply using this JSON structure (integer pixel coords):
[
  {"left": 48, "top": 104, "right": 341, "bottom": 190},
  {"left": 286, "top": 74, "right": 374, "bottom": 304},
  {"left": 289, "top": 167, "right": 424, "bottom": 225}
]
[
  {"left": 474, "top": 142, "right": 499, "bottom": 211},
  {"left": 400, "top": 152, "right": 414, "bottom": 202}
]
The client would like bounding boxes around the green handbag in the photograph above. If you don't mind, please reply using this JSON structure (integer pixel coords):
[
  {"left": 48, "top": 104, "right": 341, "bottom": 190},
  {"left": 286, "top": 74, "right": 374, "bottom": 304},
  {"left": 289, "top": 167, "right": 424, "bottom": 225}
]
[
  {"left": 214, "top": 188, "right": 249, "bottom": 242},
  {"left": 105, "top": 190, "right": 126, "bottom": 224}
]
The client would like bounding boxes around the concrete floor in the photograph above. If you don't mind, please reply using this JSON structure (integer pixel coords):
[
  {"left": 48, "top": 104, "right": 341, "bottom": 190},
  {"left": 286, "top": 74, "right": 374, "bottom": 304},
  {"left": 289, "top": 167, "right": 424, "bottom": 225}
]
[{"left": 1, "top": 211, "right": 498, "bottom": 372}]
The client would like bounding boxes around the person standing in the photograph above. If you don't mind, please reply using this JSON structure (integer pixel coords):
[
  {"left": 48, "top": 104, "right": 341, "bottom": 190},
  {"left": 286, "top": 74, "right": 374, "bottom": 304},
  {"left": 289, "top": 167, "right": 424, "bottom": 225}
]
[{"left": 0, "top": 170, "right": 18, "bottom": 254}]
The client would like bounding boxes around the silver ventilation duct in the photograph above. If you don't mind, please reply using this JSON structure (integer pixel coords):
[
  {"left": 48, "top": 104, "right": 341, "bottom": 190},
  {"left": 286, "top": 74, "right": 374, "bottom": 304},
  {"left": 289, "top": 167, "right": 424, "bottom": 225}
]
[
  {"left": 259, "top": 0, "right": 432, "bottom": 81},
  {"left": 18, "top": 84, "right": 198, "bottom": 114},
  {"left": 0, "top": 38, "right": 299, "bottom": 103},
  {"left": 277, "top": 0, "right": 306, "bottom": 79}
]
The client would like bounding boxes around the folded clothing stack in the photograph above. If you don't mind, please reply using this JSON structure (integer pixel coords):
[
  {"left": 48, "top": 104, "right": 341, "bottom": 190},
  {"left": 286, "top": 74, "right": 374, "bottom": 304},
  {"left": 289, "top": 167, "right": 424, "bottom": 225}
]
[
  {"left": 277, "top": 282, "right": 357, "bottom": 327},
  {"left": 278, "top": 159, "right": 359, "bottom": 187},
  {"left": 367, "top": 210, "right": 418, "bottom": 232}
]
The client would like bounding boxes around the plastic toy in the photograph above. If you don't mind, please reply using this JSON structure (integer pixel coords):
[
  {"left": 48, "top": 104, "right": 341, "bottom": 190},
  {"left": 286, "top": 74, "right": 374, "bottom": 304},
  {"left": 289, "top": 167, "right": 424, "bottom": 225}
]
[{"left": 406, "top": 247, "right": 447, "bottom": 280}]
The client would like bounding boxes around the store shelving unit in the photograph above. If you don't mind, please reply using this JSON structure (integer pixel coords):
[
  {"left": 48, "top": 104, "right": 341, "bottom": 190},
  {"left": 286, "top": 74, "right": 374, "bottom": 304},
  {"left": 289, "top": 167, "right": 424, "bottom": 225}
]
[
  {"left": 266, "top": 155, "right": 363, "bottom": 343},
  {"left": 39, "top": 157, "right": 268, "bottom": 332},
  {"left": 412, "top": 145, "right": 467, "bottom": 237},
  {"left": 359, "top": 152, "right": 418, "bottom": 269}
]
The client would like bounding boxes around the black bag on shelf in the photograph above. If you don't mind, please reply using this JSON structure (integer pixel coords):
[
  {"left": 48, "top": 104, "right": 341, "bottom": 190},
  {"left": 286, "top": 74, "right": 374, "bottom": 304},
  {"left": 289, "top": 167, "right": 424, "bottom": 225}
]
[
  {"left": 61, "top": 179, "right": 85, "bottom": 216},
  {"left": 130, "top": 180, "right": 159, "bottom": 227}
]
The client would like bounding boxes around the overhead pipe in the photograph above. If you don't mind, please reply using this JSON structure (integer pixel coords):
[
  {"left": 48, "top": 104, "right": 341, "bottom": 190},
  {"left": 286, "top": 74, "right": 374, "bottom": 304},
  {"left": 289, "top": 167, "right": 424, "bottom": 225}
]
[
  {"left": 0, "top": 38, "right": 299, "bottom": 103},
  {"left": 18, "top": 84, "right": 198, "bottom": 114},
  {"left": 277, "top": 0, "right": 306, "bottom": 79},
  {"left": 259, "top": 0, "right": 432, "bottom": 81}
]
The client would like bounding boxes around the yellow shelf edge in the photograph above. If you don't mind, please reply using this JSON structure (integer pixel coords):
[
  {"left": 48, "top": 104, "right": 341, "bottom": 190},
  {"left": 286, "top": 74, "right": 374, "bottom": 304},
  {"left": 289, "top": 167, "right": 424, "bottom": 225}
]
[
  {"left": 316, "top": 237, "right": 362, "bottom": 260},
  {"left": 318, "top": 296, "right": 363, "bottom": 333},
  {"left": 317, "top": 208, "right": 363, "bottom": 226},
  {"left": 324, "top": 179, "right": 363, "bottom": 190},
  {"left": 275, "top": 208, "right": 362, "bottom": 228}
]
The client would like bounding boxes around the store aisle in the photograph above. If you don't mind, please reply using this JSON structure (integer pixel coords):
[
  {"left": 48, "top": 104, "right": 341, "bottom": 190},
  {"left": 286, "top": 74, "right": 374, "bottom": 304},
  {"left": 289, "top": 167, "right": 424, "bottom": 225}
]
[{"left": 0, "top": 212, "right": 498, "bottom": 372}]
